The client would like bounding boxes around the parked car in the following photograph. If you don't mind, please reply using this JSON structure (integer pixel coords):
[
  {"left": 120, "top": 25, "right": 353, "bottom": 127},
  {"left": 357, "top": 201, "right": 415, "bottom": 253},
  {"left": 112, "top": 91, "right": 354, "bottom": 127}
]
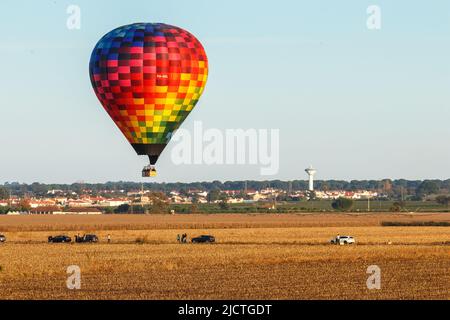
[
  {"left": 75, "top": 234, "right": 99, "bottom": 243},
  {"left": 330, "top": 235, "right": 355, "bottom": 245},
  {"left": 48, "top": 235, "right": 72, "bottom": 243},
  {"left": 192, "top": 235, "right": 215, "bottom": 243},
  {"left": 0, "top": 234, "right": 6, "bottom": 243}
]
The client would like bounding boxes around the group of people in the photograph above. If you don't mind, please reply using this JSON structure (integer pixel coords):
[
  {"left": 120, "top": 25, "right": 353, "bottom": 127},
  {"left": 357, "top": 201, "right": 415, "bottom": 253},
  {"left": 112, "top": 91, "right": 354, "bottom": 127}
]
[{"left": 177, "top": 233, "right": 188, "bottom": 243}]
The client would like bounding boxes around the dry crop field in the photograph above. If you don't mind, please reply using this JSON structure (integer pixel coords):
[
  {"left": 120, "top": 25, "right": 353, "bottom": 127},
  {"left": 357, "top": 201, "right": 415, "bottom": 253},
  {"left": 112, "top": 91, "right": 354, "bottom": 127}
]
[{"left": 0, "top": 213, "right": 449, "bottom": 300}]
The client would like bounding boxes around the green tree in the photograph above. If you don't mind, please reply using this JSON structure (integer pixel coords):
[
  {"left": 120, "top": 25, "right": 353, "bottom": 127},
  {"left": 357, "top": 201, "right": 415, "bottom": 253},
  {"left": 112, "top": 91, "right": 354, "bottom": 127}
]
[
  {"left": 147, "top": 192, "right": 169, "bottom": 214},
  {"left": 416, "top": 181, "right": 439, "bottom": 197},
  {"left": 114, "top": 204, "right": 130, "bottom": 214},
  {"left": 30, "top": 182, "right": 48, "bottom": 195},
  {"left": 0, "top": 187, "right": 9, "bottom": 200},
  {"left": 332, "top": 198, "right": 354, "bottom": 211},
  {"left": 219, "top": 200, "right": 230, "bottom": 210},
  {"left": 191, "top": 194, "right": 199, "bottom": 204},
  {"left": 0, "top": 206, "right": 10, "bottom": 214},
  {"left": 390, "top": 201, "right": 406, "bottom": 212},
  {"left": 207, "top": 190, "right": 221, "bottom": 203},
  {"left": 436, "top": 195, "right": 450, "bottom": 207},
  {"left": 189, "top": 203, "right": 199, "bottom": 213},
  {"left": 103, "top": 207, "right": 114, "bottom": 214},
  {"left": 308, "top": 191, "right": 316, "bottom": 201},
  {"left": 150, "top": 200, "right": 169, "bottom": 214}
]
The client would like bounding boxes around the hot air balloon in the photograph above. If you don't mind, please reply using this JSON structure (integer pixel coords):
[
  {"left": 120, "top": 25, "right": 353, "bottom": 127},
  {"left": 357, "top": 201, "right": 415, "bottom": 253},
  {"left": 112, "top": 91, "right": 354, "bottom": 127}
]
[{"left": 89, "top": 23, "right": 208, "bottom": 177}]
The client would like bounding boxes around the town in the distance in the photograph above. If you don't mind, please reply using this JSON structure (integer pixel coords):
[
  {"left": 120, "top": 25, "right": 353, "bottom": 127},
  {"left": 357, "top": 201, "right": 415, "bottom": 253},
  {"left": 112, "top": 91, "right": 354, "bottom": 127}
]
[{"left": 1, "top": 167, "right": 449, "bottom": 215}]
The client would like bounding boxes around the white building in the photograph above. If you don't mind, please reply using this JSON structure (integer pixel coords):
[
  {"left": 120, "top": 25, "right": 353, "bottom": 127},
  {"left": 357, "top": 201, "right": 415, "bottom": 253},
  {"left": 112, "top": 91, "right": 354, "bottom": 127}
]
[
  {"left": 227, "top": 198, "right": 244, "bottom": 204},
  {"left": 7, "top": 211, "right": 29, "bottom": 215},
  {"left": 100, "top": 198, "right": 130, "bottom": 207},
  {"left": 67, "top": 199, "right": 94, "bottom": 207},
  {"left": 58, "top": 208, "right": 103, "bottom": 215}
]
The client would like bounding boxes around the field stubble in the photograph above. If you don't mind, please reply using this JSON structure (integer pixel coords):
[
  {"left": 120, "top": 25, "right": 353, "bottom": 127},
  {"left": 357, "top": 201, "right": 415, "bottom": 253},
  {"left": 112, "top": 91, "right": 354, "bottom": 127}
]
[{"left": 0, "top": 214, "right": 449, "bottom": 299}]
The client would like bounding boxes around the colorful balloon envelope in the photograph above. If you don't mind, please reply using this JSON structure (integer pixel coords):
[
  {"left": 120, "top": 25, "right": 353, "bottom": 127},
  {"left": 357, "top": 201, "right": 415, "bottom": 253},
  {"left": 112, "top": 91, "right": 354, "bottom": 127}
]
[{"left": 89, "top": 23, "right": 208, "bottom": 176}]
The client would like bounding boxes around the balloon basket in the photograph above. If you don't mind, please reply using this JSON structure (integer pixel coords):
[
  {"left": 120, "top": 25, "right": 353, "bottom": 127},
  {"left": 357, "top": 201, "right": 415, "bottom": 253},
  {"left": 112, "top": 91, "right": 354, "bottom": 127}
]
[{"left": 142, "top": 165, "right": 157, "bottom": 178}]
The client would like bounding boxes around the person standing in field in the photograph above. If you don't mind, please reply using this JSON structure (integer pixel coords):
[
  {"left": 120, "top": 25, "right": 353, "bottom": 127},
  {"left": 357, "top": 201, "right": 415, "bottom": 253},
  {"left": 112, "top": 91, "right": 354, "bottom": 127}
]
[{"left": 107, "top": 234, "right": 111, "bottom": 243}]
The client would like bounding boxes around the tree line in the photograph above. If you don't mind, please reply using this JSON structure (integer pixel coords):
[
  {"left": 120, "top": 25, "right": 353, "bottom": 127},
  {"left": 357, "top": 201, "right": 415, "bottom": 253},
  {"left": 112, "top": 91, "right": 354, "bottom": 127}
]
[{"left": 0, "top": 179, "right": 449, "bottom": 199}]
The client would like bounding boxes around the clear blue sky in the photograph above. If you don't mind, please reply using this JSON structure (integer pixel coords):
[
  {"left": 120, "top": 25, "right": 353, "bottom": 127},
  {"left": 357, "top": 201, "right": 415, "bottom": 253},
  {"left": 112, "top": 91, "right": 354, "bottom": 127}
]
[{"left": 1, "top": 0, "right": 449, "bottom": 184}]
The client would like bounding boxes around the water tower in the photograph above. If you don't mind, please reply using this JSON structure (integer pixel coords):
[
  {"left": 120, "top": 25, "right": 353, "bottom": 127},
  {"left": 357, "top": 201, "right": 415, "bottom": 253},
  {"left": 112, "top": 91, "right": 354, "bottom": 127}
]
[{"left": 305, "top": 166, "right": 317, "bottom": 191}]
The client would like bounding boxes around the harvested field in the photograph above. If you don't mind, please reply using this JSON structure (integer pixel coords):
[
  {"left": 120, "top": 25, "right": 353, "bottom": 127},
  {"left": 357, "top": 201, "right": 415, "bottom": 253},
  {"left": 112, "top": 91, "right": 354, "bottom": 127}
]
[
  {"left": 0, "top": 214, "right": 448, "bottom": 299},
  {"left": 1, "top": 213, "right": 449, "bottom": 231}
]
